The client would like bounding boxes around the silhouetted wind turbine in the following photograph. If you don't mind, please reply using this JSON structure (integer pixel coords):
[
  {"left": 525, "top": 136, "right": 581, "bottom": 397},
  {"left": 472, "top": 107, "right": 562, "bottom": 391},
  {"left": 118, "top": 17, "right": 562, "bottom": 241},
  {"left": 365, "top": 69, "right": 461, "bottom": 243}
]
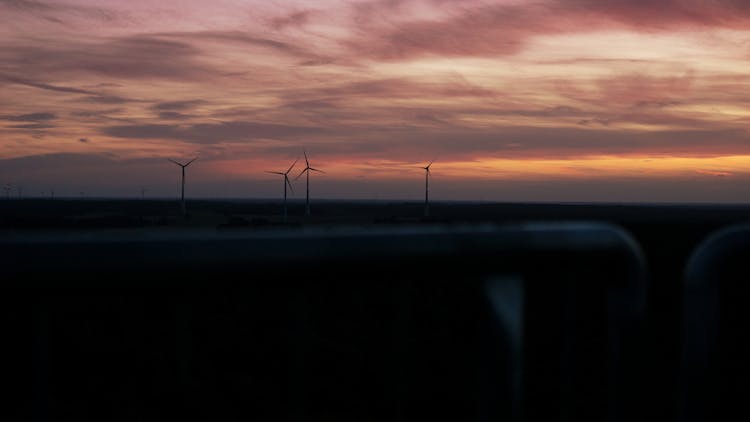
[
  {"left": 295, "top": 150, "right": 324, "bottom": 216},
  {"left": 422, "top": 160, "right": 434, "bottom": 217},
  {"left": 266, "top": 159, "right": 298, "bottom": 223},
  {"left": 169, "top": 157, "right": 197, "bottom": 217}
]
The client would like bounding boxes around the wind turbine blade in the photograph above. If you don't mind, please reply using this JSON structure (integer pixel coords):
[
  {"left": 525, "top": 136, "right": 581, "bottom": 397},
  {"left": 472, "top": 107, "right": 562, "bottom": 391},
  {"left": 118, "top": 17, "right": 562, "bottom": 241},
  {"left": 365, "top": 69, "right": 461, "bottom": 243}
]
[
  {"left": 286, "top": 158, "right": 299, "bottom": 174},
  {"left": 309, "top": 167, "right": 325, "bottom": 173},
  {"left": 294, "top": 168, "right": 307, "bottom": 180},
  {"left": 286, "top": 177, "right": 294, "bottom": 194},
  {"left": 304, "top": 150, "right": 309, "bottom": 167},
  {"left": 184, "top": 157, "right": 198, "bottom": 167},
  {"left": 168, "top": 158, "right": 182, "bottom": 166},
  {"left": 265, "top": 171, "right": 284, "bottom": 175}
]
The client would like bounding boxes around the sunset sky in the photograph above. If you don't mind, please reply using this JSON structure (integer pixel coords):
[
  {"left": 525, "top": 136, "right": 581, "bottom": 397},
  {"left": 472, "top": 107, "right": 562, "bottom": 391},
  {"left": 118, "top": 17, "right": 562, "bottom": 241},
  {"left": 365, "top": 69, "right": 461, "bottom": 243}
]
[{"left": 2, "top": 0, "right": 750, "bottom": 202}]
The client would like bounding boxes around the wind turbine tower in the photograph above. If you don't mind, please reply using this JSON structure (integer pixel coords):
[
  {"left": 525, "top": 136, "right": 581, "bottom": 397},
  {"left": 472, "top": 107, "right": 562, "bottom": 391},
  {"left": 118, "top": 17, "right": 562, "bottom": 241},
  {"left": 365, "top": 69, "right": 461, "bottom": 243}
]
[
  {"left": 423, "top": 160, "right": 434, "bottom": 217},
  {"left": 266, "top": 159, "right": 298, "bottom": 223},
  {"left": 169, "top": 157, "right": 197, "bottom": 217},
  {"left": 296, "top": 151, "right": 324, "bottom": 217}
]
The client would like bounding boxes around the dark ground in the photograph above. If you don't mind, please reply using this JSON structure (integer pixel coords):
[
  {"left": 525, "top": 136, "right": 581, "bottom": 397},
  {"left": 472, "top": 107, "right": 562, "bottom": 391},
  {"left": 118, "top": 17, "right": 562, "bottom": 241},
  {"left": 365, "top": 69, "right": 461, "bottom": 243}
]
[{"left": 2, "top": 198, "right": 748, "bottom": 420}]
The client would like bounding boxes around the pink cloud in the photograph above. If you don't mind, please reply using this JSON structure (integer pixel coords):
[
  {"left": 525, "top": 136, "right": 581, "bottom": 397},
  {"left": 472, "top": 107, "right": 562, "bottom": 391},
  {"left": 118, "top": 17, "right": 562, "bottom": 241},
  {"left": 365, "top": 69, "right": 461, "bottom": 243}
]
[{"left": 344, "top": 0, "right": 750, "bottom": 60}]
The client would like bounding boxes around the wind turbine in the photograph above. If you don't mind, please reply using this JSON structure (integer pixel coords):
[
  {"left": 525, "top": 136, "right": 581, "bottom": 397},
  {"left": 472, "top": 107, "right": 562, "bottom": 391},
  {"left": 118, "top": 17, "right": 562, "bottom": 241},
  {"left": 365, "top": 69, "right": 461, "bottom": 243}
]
[
  {"left": 422, "top": 160, "right": 434, "bottom": 217},
  {"left": 168, "top": 157, "right": 197, "bottom": 217},
  {"left": 295, "top": 150, "right": 324, "bottom": 217},
  {"left": 266, "top": 159, "right": 298, "bottom": 223}
]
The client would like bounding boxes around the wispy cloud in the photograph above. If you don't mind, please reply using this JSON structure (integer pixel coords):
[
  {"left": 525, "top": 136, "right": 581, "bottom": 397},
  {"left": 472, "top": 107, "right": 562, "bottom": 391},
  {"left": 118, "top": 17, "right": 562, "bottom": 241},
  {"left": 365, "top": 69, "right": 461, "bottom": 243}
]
[
  {"left": 102, "top": 121, "right": 325, "bottom": 143},
  {"left": 153, "top": 100, "right": 206, "bottom": 111},
  {"left": 0, "top": 0, "right": 124, "bottom": 25},
  {"left": 7, "top": 123, "right": 55, "bottom": 129},
  {"left": 345, "top": 0, "right": 750, "bottom": 60},
  {"left": 2, "top": 112, "right": 55, "bottom": 121},
  {"left": 0, "top": 74, "right": 97, "bottom": 95},
  {"left": 0, "top": 35, "right": 208, "bottom": 81},
  {"left": 696, "top": 169, "right": 733, "bottom": 177}
]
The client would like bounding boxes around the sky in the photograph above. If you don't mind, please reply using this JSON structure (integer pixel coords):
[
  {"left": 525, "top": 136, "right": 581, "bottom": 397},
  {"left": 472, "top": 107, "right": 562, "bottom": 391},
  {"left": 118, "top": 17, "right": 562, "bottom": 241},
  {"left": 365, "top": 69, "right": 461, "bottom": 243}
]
[{"left": 1, "top": 0, "right": 750, "bottom": 202}]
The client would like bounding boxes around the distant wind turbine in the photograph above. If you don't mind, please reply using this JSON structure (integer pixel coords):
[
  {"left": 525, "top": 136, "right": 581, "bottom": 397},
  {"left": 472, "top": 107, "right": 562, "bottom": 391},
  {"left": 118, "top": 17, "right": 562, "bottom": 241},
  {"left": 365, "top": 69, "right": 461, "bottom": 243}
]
[
  {"left": 422, "top": 160, "right": 434, "bottom": 217},
  {"left": 295, "top": 150, "right": 324, "bottom": 216},
  {"left": 266, "top": 158, "right": 298, "bottom": 223},
  {"left": 169, "top": 157, "right": 197, "bottom": 216}
]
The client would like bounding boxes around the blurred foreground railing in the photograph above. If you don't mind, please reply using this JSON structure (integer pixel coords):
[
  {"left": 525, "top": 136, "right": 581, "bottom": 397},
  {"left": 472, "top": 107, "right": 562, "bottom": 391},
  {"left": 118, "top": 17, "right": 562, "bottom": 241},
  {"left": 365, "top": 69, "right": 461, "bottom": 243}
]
[{"left": 1, "top": 223, "right": 646, "bottom": 421}]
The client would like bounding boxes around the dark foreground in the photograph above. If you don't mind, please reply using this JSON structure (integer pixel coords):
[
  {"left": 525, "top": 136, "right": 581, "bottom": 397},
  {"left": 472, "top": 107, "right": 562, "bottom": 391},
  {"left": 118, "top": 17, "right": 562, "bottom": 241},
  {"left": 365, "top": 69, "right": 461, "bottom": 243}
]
[{"left": 1, "top": 199, "right": 749, "bottom": 421}]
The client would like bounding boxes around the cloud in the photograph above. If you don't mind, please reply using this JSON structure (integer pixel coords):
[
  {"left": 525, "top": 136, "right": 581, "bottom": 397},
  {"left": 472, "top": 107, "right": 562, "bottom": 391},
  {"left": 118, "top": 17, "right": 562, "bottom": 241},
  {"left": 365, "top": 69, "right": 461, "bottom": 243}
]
[
  {"left": 578, "top": 118, "right": 611, "bottom": 127},
  {"left": 1, "top": 111, "right": 56, "bottom": 129},
  {"left": 79, "top": 95, "right": 135, "bottom": 104},
  {"left": 149, "top": 30, "right": 331, "bottom": 65},
  {"left": 592, "top": 72, "right": 696, "bottom": 106},
  {"left": 158, "top": 111, "right": 193, "bottom": 120},
  {"left": 0, "top": 74, "right": 97, "bottom": 95},
  {"left": 344, "top": 0, "right": 750, "bottom": 60},
  {"left": 1, "top": 0, "right": 70, "bottom": 13},
  {"left": 153, "top": 100, "right": 205, "bottom": 111},
  {"left": 7, "top": 123, "right": 54, "bottom": 129},
  {"left": 266, "top": 72, "right": 724, "bottom": 132},
  {"left": 242, "top": 124, "right": 750, "bottom": 163},
  {"left": 0, "top": 75, "right": 137, "bottom": 105},
  {"left": 71, "top": 109, "right": 122, "bottom": 118},
  {"left": 0, "top": 0, "right": 123, "bottom": 24},
  {"left": 568, "top": 0, "right": 750, "bottom": 29},
  {"left": 277, "top": 77, "right": 498, "bottom": 112},
  {"left": 270, "top": 10, "right": 316, "bottom": 30},
  {"left": 0, "top": 35, "right": 208, "bottom": 81},
  {"left": 2, "top": 112, "right": 55, "bottom": 121},
  {"left": 502, "top": 106, "right": 586, "bottom": 118},
  {"left": 695, "top": 169, "right": 733, "bottom": 177},
  {"left": 102, "top": 120, "right": 324, "bottom": 143}
]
